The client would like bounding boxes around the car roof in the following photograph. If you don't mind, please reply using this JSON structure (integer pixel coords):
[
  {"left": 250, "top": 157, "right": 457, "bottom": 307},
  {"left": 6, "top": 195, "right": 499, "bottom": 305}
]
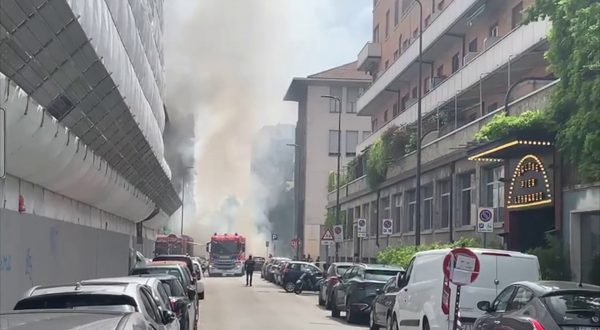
[
  {"left": 25, "top": 282, "right": 141, "bottom": 297},
  {"left": 150, "top": 260, "right": 188, "bottom": 266},
  {"left": 513, "top": 281, "right": 600, "bottom": 296},
  {"left": 332, "top": 262, "right": 354, "bottom": 266},
  {"left": 349, "top": 263, "right": 405, "bottom": 271},
  {"left": 136, "top": 263, "right": 186, "bottom": 270},
  {"left": 0, "top": 309, "right": 133, "bottom": 330},
  {"left": 415, "top": 248, "right": 536, "bottom": 259},
  {"left": 82, "top": 276, "right": 159, "bottom": 287},
  {"left": 135, "top": 274, "right": 178, "bottom": 281}
]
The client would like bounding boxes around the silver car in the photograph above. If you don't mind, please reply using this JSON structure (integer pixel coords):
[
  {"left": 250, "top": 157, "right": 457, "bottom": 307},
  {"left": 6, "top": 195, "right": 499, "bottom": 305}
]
[{"left": 1, "top": 309, "right": 151, "bottom": 330}]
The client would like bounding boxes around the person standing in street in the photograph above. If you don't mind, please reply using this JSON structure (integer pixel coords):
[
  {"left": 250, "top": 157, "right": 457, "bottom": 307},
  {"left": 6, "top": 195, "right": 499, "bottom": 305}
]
[{"left": 244, "top": 255, "right": 256, "bottom": 286}]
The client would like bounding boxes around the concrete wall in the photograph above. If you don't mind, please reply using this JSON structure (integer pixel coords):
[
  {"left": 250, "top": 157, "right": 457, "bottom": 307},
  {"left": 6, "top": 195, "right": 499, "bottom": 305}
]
[{"left": 0, "top": 208, "right": 153, "bottom": 311}]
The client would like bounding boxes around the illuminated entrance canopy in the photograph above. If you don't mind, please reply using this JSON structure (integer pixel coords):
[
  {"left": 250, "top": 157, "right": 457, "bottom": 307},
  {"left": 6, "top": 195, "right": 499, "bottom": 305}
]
[{"left": 507, "top": 154, "right": 552, "bottom": 209}]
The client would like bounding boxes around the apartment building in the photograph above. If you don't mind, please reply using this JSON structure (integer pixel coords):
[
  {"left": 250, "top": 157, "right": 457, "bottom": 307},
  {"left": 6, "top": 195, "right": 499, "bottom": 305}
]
[
  {"left": 284, "top": 63, "right": 372, "bottom": 258},
  {"left": 327, "top": 0, "right": 600, "bottom": 284}
]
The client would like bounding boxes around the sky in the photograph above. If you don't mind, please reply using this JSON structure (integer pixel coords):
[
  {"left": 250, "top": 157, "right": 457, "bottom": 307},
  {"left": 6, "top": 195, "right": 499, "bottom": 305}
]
[{"left": 163, "top": 0, "right": 372, "bottom": 252}]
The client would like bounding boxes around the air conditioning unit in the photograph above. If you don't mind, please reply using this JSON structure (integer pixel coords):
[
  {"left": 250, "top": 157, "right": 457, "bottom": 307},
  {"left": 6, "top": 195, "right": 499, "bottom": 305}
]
[
  {"left": 484, "top": 36, "right": 501, "bottom": 50},
  {"left": 463, "top": 52, "right": 478, "bottom": 64},
  {"left": 432, "top": 76, "right": 447, "bottom": 87}
]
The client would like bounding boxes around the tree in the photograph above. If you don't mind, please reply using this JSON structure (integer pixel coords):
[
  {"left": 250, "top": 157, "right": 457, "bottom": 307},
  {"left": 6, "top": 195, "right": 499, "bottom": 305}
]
[{"left": 526, "top": 0, "right": 600, "bottom": 182}]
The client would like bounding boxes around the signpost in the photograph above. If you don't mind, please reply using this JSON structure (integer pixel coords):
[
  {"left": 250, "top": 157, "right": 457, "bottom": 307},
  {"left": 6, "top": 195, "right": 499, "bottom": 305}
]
[
  {"left": 477, "top": 207, "right": 494, "bottom": 247},
  {"left": 333, "top": 225, "right": 344, "bottom": 242},
  {"left": 321, "top": 228, "right": 334, "bottom": 246},
  {"left": 357, "top": 218, "right": 367, "bottom": 238},
  {"left": 382, "top": 219, "right": 393, "bottom": 235},
  {"left": 442, "top": 248, "right": 480, "bottom": 330}
]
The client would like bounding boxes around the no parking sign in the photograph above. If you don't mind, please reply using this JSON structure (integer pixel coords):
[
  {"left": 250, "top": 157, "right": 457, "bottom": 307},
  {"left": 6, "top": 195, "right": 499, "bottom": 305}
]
[{"left": 477, "top": 207, "right": 494, "bottom": 233}]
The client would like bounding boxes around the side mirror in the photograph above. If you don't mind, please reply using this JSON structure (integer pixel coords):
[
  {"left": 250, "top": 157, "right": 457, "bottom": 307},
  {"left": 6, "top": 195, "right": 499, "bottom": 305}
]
[
  {"left": 395, "top": 274, "right": 404, "bottom": 288},
  {"left": 162, "top": 309, "right": 176, "bottom": 324},
  {"left": 205, "top": 242, "right": 210, "bottom": 253},
  {"left": 187, "top": 287, "right": 196, "bottom": 301},
  {"left": 477, "top": 301, "right": 492, "bottom": 312}
]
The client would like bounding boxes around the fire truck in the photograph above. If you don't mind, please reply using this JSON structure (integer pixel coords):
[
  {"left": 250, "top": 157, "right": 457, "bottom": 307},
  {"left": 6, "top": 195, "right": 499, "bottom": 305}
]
[
  {"left": 154, "top": 234, "right": 195, "bottom": 256},
  {"left": 206, "top": 233, "right": 246, "bottom": 276}
]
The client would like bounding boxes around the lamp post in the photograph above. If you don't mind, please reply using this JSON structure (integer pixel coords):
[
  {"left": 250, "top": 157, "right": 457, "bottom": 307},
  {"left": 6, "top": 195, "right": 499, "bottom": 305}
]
[
  {"left": 414, "top": 0, "right": 424, "bottom": 246},
  {"left": 181, "top": 166, "right": 194, "bottom": 236},
  {"left": 321, "top": 95, "right": 342, "bottom": 261},
  {"left": 286, "top": 143, "right": 301, "bottom": 260}
]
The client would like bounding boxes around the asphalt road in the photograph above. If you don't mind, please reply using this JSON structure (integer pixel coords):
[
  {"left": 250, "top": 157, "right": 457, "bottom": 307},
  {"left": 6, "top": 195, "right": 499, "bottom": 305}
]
[{"left": 198, "top": 275, "right": 367, "bottom": 329}]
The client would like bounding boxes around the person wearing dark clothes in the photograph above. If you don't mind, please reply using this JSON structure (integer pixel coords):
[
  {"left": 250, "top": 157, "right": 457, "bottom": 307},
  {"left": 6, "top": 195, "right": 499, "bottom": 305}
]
[{"left": 244, "top": 255, "right": 256, "bottom": 286}]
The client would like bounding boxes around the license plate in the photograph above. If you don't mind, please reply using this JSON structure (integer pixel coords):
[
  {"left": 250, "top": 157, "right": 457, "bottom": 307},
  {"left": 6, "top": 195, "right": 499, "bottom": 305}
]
[{"left": 461, "top": 323, "right": 473, "bottom": 330}]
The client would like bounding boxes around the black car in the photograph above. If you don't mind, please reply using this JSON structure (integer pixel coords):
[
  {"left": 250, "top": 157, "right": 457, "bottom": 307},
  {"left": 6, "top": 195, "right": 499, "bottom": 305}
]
[
  {"left": 474, "top": 281, "right": 600, "bottom": 330},
  {"left": 0, "top": 310, "right": 153, "bottom": 330},
  {"left": 330, "top": 264, "right": 404, "bottom": 324},
  {"left": 369, "top": 275, "right": 402, "bottom": 330},
  {"left": 138, "top": 274, "right": 195, "bottom": 330},
  {"left": 281, "top": 261, "right": 322, "bottom": 292},
  {"left": 253, "top": 257, "right": 266, "bottom": 272},
  {"left": 318, "top": 262, "right": 353, "bottom": 309}
]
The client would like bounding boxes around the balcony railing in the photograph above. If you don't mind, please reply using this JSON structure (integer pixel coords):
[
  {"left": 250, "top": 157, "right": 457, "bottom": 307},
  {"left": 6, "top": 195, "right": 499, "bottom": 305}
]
[
  {"left": 356, "top": 20, "right": 551, "bottom": 152},
  {"left": 357, "top": 42, "right": 382, "bottom": 72}
]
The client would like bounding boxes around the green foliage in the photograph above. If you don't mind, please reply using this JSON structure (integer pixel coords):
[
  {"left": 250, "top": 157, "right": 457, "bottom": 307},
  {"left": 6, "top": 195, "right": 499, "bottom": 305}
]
[
  {"left": 376, "top": 237, "right": 480, "bottom": 268},
  {"left": 366, "top": 139, "right": 390, "bottom": 189},
  {"left": 527, "top": 234, "right": 571, "bottom": 280},
  {"left": 327, "top": 171, "right": 350, "bottom": 192},
  {"left": 526, "top": 0, "right": 600, "bottom": 182},
  {"left": 324, "top": 208, "right": 345, "bottom": 229},
  {"left": 474, "top": 110, "right": 556, "bottom": 143},
  {"left": 346, "top": 158, "right": 357, "bottom": 182}
]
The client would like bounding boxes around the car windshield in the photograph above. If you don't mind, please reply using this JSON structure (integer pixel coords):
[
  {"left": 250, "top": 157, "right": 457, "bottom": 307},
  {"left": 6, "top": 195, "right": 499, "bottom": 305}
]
[
  {"left": 337, "top": 266, "right": 351, "bottom": 275},
  {"left": 544, "top": 292, "right": 600, "bottom": 325},
  {"left": 211, "top": 241, "right": 239, "bottom": 255},
  {"left": 131, "top": 268, "right": 184, "bottom": 285},
  {"left": 14, "top": 294, "right": 137, "bottom": 311},
  {"left": 365, "top": 270, "right": 401, "bottom": 281}
]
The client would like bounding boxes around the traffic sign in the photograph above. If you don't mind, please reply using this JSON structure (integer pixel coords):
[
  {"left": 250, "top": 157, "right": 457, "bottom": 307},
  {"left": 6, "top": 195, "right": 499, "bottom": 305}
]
[
  {"left": 357, "top": 218, "right": 367, "bottom": 238},
  {"left": 382, "top": 219, "right": 393, "bottom": 235},
  {"left": 477, "top": 207, "right": 494, "bottom": 233},
  {"left": 442, "top": 248, "right": 480, "bottom": 286},
  {"left": 290, "top": 239, "right": 297, "bottom": 248},
  {"left": 272, "top": 233, "right": 279, "bottom": 241},
  {"left": 321, "top": 228, "right": 334, "bottom": 246},
  {"left": 333, "top": 225, "right": 344, "bottom": 242},
  {"left": 265, "top": 241, "right": 269, "bottom": 248}
]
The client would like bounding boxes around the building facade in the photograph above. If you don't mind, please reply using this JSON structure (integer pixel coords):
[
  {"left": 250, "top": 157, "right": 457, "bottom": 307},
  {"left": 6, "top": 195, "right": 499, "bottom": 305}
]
[
  {"left": 327, "top": 0, "right": 599, "bottom": 284},
  {"left": 0, "top": 0, "right": 181, "bottom": 308},
  {"left": 285, "top": 63, "right": 372, "bottom": 259}
]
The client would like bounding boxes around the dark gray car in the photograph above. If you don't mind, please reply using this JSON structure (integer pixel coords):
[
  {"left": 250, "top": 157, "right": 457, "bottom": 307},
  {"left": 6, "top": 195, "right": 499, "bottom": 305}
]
[
  {"left": 475, "top": 281, "right": 600, "bottom": 330},
  {"left": 318, "top": 262, "right": 353, "bottom": 309},
  {"left": 0, "top": 310, "right": 151, "bottom": 330}
]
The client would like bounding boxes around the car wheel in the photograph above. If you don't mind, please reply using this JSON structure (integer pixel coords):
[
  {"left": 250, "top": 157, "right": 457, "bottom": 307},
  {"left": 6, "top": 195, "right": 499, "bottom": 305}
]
[
  {"left": 284, "top": 282, "right": 296, "bottom": 293},
  {"left": 389, "top": 315, "right": 399, "bottom": 330},
  {"left": 331, "top": 294, "right": 340, "bottom": 318},
  {"left": 180, "top": 311, "right": 189, "bottom": 330},
  {"left": 346, "top": 302, "right": 358, "bottom": 324},
  {"left": 318, "top": 293, "right": 325, "bottom": 306},
  {"left": 369, "top": 309, "right": 379, "bottom": 330},
  {"left": 325, "top": 293, "right": 333, "bottom": 310},
  {"left": 199, "top": 292, "right": 204, "bottom": 300},
  {"left": 423, "top": 318, "right": 430, "bottom": 330}
]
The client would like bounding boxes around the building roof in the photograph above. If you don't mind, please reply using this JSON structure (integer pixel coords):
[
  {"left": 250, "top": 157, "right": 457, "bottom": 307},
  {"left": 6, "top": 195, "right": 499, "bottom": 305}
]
[{"left": 284, "top": 61, "right": 371, "bottom": 101}]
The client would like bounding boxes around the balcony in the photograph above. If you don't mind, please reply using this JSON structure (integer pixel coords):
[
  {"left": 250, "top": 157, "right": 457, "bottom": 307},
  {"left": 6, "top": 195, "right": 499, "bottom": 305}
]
[
  {"left": 357, "top": 20, "right": 551, "bottom": 152},
  {"left": 357, "top": 42, "right": 382, "bottom": 72}
]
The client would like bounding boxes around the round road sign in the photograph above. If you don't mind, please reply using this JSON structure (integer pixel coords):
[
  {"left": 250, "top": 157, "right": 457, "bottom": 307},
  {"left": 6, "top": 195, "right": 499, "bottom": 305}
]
[
  {"left": 358, "top": 219, "right": 366, "bottom": 227},
  {"left": 479, "top": 208, "right": 493, "bottom": 222},
  {"left": 442, "top": 248, "right": 480, "bottom": 286},
  {"left": 334, "top": 226, "right": 342, "bottom": 235},
  {"left": 383, "top": 219, "right": 392, "bottom": 228}
]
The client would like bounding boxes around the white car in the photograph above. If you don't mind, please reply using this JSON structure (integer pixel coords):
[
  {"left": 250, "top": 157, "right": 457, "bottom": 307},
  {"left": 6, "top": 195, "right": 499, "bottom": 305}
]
[
  {"left": 389, "top": 248, "right": 540, "bottom": 330},
  {"left": 192, "top": 259, "right": 205, "bottom": 300}
]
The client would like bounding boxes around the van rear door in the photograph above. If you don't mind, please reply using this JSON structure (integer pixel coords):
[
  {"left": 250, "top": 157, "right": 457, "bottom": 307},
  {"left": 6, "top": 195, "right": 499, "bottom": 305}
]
[{"left": 494, "top": 253, "right": 540, "bottom": 292}]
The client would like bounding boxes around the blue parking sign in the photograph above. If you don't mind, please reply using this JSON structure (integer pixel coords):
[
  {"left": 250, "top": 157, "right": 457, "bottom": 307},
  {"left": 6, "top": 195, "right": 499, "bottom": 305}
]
[{"left": 272, "top": 233, "right": 278, "bottom": 241}]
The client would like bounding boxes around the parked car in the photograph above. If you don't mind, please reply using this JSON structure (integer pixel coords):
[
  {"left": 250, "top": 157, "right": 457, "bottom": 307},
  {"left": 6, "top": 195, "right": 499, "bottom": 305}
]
[
  {"left": 138, "top": 274, "right": 195, "bottom": 330},
  {"left": 313, "top": 261, "right": 328, "bottom": 272},
  {"left": 153, "top": 255, "right": 198, "bottom": 281},
  {"left": 253, "top": 256, "right": 266, "bottom": 272},
  {"left": 0, "top": 309, "right": 152, "bottom": 330},
  {"left": 319, "top": 262, "right": 353, "bottom": 309},
  {"left": 390, "top": 248, "right": 540, "bottom": 330},
  {"left": 274, "top": 261, "right": 290, "bottom": 286},
  {"left": 331, "top": 264, "right": 403, "bottom": 323},
  {"left": 81, "top": 277, "right": 180, "bottom": 330},
  {"left": 264, "top": 258, "right": 290, "bottom": 282},
  {"left": 281, "top": 261, "right": 322, "bottom": 292},
  {"left": 14, "top": 282, "right": 177, "bottom": 329},
  {"left": 190, "top": 259, "right": 205, "bottom": 300},
  {"left": 141, "top": 261, "right": 203, "bottom": 302},
  {"left": 474, "top": 281, "right": 600, "bottom": 330},
  {"left": 369, "top": 275, "right": 402, "bottom": 330}
]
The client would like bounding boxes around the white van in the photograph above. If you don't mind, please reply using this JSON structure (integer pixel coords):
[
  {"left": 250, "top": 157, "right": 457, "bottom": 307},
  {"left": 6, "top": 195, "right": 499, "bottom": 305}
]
[{"left": 390, "top": 248, "right": 540, "bottom": 330}]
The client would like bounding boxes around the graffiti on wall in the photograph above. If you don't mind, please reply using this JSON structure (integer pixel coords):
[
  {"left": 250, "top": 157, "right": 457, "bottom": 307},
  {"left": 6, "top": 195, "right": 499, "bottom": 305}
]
[
  {"left": 0, "top": 255, "right": 11, "bottom": 271},
  {"left": 25, "top": 248, "right": 33, "bottom": 285}
]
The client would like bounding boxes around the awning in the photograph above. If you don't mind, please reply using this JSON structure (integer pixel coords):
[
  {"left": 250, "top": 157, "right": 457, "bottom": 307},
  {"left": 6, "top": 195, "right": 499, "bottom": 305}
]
[{"left": 467, "top": 137, "right": 553, "bottom": 162}]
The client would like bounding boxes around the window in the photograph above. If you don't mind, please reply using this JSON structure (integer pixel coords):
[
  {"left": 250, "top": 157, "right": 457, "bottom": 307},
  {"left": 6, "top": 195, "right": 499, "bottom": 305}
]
[
  {"left": 393, "top": 194, "right": 402, "bottom": 233},
  {"left": 413, "top": 28, "right": 419, "bottom": 39},
  {"left": 406, "top": 191, "right": 416, "bottom": 232},
  {"left": 423, "top": 185, "right": 433, "bottom": 231},
  {"left": 385, "top": 10, "right": 390, "bottom": 38},
  {"left": 401, "top": 94, "right": 409, "bottom": 110},
  {"left": 371, "top": 118, "right": 378, "bottom": 132},
  {"left": 436, "top": 65, "right": 444, "bottom": 77},
  {"left": 492, "top": 286, "right": 517, "bottom": 313},
  {"left": 424, "top": 77, "right": 430, "bottom": 93},
  {"left": 370, "top": 201, "right": 377, "bottom": 236},
  {"left": 329, "top": 86, "right": 342, "bottom": 113},
  {"left": 393, "top": 49, "right": 399, "bottom": 60},
  {"left": 384, "top": 110, "right": 388, "bottom": 122},
  {"left": 439, "top": 180, "right": 451, "bottom": 228},
  {"left": 385, "top": 60, "right": 390, "bottom": 69},
  {"left": 459, "top": 173, "right": 474, "bottom": 226},
  {"left": 346, "top": 131, "right": 359, "bottom": 156},
  {"left": 507, "top": 287, "right": 534, "bottom": 311},
  {"left": 381, "top": 196, "right": 391, "bottom": 223},
  {"left": 346, "top": 208, "right": 354, "bottom": 239},
  {"left": 156, "top": 283, "right": 171, "bottom": 310},
  {"left": 424, "top": 15, "right": 431, "bottom": 27},
  {"left": 482, "top": 166, "right": 504, "bottom": 223},
  {"left": 487, "top": 102, "right": 498, "bottom": 114},
  {"left": 452, "top": 53, "right": 460, "bottom": 73},
  {"left": 394, "top": 0, "right": 400, "bottom": 26},
  {"left": 398, "top": 35, "right": 403, "bottom": 52},
  {"left": 512, "top": 2, "right": 524, "bottom": 29},
  {"left": 328, "top": 130, "right": 340, "bottom": 156},
  {"left": 437, "top": 0, "right": 445, "bottom": 11},
  {"left": 393, "top": 103, "right": 399, "bottom": 117},
  {"left": 412, "top": 86, "right": 418, "bottom": 99},
  {"left": 373, "top": 25, "right": 380, "bottom": 42},
  {"left": 489, "top": 23, "right": 499, "bottom": 37},
  {"left": 362, "top": 131, "right": 371, "bottom": 142},
  {"left": 140, "top": 288, "right": 161, "bottom": 324},
  {"left": 468, "top": 38, "right": 478, "bottom": 52},
  {"left": 346, "top": 87, "right": 359, "bottom": 113}
]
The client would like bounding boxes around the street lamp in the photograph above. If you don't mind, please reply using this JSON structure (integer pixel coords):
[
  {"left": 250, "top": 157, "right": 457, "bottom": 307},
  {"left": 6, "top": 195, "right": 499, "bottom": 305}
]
[
  {"left": 286, "top": 142, "right": 301, "bottom": 259},
  {"left": 181, "top": 166, "right": 194, "bottom": 236},
  {"left": 321, "top": 94, "right": 342, "bottom": 261},
  {"left": 414, "top": 0, "right": 423, "bottom": 246}
]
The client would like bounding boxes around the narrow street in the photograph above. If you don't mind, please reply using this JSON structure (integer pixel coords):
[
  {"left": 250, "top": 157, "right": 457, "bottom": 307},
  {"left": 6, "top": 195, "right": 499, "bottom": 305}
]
[{"left": 198, "top": 276, "right": 366, "bottom": 330}]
